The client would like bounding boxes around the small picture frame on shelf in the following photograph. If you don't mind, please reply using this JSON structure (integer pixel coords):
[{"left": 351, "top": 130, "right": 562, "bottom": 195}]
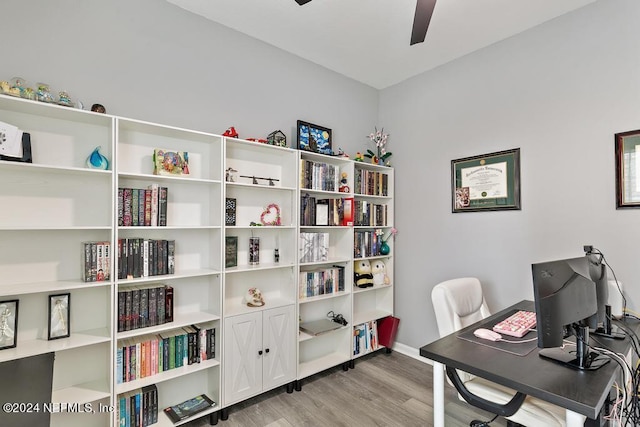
[
  {"left": 0, "top": 299, "right": 19, "bottom": 350},
  {"left": 153, "top": 148, "right": 190, "bottom": 176},
  {"left": 48, "top": 293, "right": 70, "bottom": 340},
  {"left": 297, "top": 120, "right": 332, "bottom": 155},
  {"left": 225, "top": 236, "right": 238, "bottom": 268}
]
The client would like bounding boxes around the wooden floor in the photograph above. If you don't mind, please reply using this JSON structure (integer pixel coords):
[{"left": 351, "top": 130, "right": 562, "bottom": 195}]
[{"left": 185, "top": 350, "right": 509, "bottom": 427}]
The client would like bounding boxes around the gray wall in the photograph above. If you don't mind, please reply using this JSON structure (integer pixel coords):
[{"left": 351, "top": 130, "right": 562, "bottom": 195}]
[
  {"left": 2, "top": 0, "right": 639, "bottom": 353},
  {"left": 380, "top": 0, "right": 640, "bottom": 349},
  {"left": 0, "top": 0, "right": 377, "bottom": 150}
]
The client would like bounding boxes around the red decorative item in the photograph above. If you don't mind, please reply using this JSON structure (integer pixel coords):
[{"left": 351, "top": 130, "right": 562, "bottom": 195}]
[{"left": 223, "top": 126, "right": 239, "bottom": 138}]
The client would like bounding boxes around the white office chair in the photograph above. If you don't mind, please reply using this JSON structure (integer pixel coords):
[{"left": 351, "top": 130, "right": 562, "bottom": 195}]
[{"left": 431, "top": 277, "right": 566, "bottom": 427}]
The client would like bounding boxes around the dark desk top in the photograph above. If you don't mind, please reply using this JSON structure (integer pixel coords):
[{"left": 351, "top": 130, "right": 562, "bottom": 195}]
[{"left": 420, "top": 300, "right": 636, "bottom": 419}]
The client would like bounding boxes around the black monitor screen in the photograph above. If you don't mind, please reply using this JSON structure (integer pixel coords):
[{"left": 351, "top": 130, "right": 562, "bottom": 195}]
[{"left": 532, "top": 256, "right": 597, "bottom": 349}]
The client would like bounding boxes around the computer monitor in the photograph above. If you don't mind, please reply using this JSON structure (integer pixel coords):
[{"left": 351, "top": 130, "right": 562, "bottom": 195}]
[{"left": 532, "top": 255, "right": 610, "bottom": 370}]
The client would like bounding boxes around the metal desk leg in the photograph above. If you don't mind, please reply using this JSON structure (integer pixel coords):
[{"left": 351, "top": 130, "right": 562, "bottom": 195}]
[
  {"left": 566, "top": 409, "right": 586, "bottom": 427},
  {"left": 433, "top": 361, "right": 445, "bottom": 427}
]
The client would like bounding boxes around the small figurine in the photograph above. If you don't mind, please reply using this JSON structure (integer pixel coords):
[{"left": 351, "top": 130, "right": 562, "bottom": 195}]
[
  {"left": 225, "top": 167, "right": 237, "bottom": 182},
  {"left": 0, "top": 81, "right": 9, "bottom": 93},
  {"left": 86, "top": 146, "right": 109, "bottom": 170},
  {"left": 371, "top": 260, "right": 390, "bottom": 286},
  {"left": 245, "top": 287, "right": 265, "bottom": 307},
  {"left": 36, "top": 83, "right": 55, "bottom": 103},
  {"left": 337, "top": 148, "right": 349, "bottom": 158},
  {"left": 354, "top": 152, "right": 364, "bottom": 162},
  {"left": 339, "top": 172, "right": 350, "bottom": 193},
  {"left": 223, "top": 126, "right": 239, "bottom": 138},
  {"left": 58, "top": 91, "right": 74, "bottom": 107}
]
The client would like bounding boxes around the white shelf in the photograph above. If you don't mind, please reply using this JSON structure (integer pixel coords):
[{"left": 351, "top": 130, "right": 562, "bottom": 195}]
[
  {"left": 298, "top": 351, "right": 349, "bottom": 379},
  {"left": 154, "top": 405, "right": 218, "bottom": 427},
  {"left": 224, "top": 262, "right": 295, "bottom": 274},
  {"left": 353, "top": 309, "right": 392, "bottom": 326},
  {"left": 118, "top": 171, "right": 221, "bottom": 184},
  {"left": 0, "top": 329, "right": 111, "bottom": 363},
  {"left": 116, "top": 358, "right": 220, "bottom": 395},
  {"left": 52, "top": 380, "right": 111, "bottom": 404},
  {"left": 116, "top": 268, "right": 221, "bottom": 285},
  {"left": 117, "top": 311, "right": 220, "bottom": 339},
  {"left": 224, "top": 297, "right": 294, "bottom": 318},
  {"left": 0, "top": 279, "right": 111, "bottom": 297},
  {"left": 298, "top": 291, "right": 350, "bottom": 305},
  {"left": 353, "top": 284, "right": 392, "bottom": 295}
]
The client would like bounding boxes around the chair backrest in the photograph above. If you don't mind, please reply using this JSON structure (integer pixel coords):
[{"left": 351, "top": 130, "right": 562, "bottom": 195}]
[{"left": 431, "top": 277, "right": 491, "bottom": 337}]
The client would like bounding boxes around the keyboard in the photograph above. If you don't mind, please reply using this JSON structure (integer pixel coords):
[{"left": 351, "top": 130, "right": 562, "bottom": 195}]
[{"left": 492, "top": 310, "right": 537, "bottom": 338}]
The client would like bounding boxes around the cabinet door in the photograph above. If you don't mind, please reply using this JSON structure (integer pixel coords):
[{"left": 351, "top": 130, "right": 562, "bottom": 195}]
[
  {"left": 224, "top": 311, "right": 263, "bottom": 404},
  {"left": 262, "top": 305, "right": 296, "bottom": 390}
]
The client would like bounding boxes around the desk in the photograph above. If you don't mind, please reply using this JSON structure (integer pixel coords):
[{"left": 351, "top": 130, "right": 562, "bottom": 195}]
[{"left": 420, "top": 300, "right": 634, "bottom": 427}]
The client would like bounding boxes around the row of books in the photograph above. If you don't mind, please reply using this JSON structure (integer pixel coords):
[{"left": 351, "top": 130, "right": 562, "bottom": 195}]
[
  {"left": 117, "top": 238, "right": 175, "bottom": 280},
  {"left": 118, "top": 184, "right": 168, "bottom": 227},
  {"left": 82, "top": 241, "right": 111, "bottom": 282},
  {"left": 353, "top": 200, "right": 389, "bottom": 227},
  {"left": 300, "top": 159, "right": 341, "bottom": 191},
  {"left": 117, "top": 384, "right": 158, "bottom": 427},
  {"left": 354, "top": 169, "right": 389, "bottom": 196},
  {"left": 300, "top": 195, "right": 354, "bottom": 227},
  {"left": 353, "top": 320, "right": 379, "bottom": 356},
  {"left": 354, "top": 230, "right": 384, "bottom": 258},
  {"left": 117, "top": 284, "right": 174, "bottom": 332},
  {"left": 299, "top": 232, "right": 329, "bottom": 263},
  {"left": 299, "top": 265, "right": 345, "bottom": 299},
  {"left": 116, "top": 325, "right": 216, "bottom": 384}
]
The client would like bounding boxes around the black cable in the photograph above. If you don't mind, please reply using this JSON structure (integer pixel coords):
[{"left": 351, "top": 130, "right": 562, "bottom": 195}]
[{"left": 590, "top": 247, "right": 627, "bottom": 319}]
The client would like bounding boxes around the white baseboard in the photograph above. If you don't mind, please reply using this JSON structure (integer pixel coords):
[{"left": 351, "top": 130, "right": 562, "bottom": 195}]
[{"left": 390, "top": 342, "right": 433, "bottom": 365}]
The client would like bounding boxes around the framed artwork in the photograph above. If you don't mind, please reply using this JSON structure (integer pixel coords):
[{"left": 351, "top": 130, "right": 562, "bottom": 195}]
[
  {"left": 48, "top": 293, "right": 70, "bottom": 340},
  {"left": 615, "top": 129, "right": 640, "bottom": 208},
  {"left": 225, "top": 236, "right": 238, "bottom": 268},
  {"left": 451, "top": 148, "right": 521, "bottom": 213},
  {"left": 297, "top": 120, "right": 332, "bottom": 155},
  {"left": 0, "top": 299, "right": 18, "bottom": 350}
]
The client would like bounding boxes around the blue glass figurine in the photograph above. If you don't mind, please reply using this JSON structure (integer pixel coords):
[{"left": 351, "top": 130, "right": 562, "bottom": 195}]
[{"left": 86, "top": 146, "right": 109, "bottom": 170}]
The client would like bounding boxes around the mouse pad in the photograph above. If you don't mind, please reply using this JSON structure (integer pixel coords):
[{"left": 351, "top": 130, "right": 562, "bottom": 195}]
[{"left": 457, "top": 309, "right": 538, "bottom": 357}]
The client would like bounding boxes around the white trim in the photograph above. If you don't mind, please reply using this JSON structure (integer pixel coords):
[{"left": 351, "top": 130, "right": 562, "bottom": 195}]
[{"left": 390, "top": 342, "right": 432, "bottom": 365}]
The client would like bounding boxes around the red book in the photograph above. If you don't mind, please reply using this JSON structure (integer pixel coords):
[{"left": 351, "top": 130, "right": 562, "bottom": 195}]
[
  {"left": 377, "top": 316, "right": 400, "bottom": 348},
  {"left": 342, "top": 197, "right": 354, "bottom": 226}
]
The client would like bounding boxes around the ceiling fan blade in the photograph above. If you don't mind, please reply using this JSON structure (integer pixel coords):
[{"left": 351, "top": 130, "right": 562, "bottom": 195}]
[
  {"left": 410, "top": 0, "right": 437, "bottom": 45},
  {"left": 295, "top": 0, "right": 313, "bottom": 5}
]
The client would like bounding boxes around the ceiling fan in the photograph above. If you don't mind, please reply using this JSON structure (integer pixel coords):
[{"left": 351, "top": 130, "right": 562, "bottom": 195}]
[{"left": 294, "top": 0, "right": 437, "bottom": 46}]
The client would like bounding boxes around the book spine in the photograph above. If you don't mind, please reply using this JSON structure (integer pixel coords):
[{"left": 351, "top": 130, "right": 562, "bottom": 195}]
[
  {"left": 82, "top": 242, "right": 92, "bottom": 282},
  {"left": 165, "top": 286, "right": 174, "bottom": 323},
  {"left": 158, "top": 187, "right": 168, "bottom": 226},
  {"left": 138, "top": 189, "right": 145, "bottom": 228},
  {"left": 149, "top": 184, "right": 159, "bottom": 226},
  {"left": 132, "top": 189, "right": 139, "bottom": 226},
  {"left": 167, "top": 240, "right": 175, "bottom": 274},
  {"left": 144, "top": 189, "right": 151, "bottom": 226},
  {"left": 123, "top": 188, "right": 133, "bottom": 227}
]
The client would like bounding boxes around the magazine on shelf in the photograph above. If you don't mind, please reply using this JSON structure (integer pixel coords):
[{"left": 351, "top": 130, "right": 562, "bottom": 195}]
[{"left": 163, "top": 393, "right": 216, "bottom": 423}]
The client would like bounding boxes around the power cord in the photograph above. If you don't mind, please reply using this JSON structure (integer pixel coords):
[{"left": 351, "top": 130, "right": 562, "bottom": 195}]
[{"left": 327, "top": 311, "right": 348, "bottom": 326}]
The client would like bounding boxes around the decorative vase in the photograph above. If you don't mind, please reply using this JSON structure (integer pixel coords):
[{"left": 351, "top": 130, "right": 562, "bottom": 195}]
[
  {"left": 86, "top": 146, "right": 109, "bottom": 170},
  {"left": 380, "top": 241, "right": 390, "bottom": 255}
]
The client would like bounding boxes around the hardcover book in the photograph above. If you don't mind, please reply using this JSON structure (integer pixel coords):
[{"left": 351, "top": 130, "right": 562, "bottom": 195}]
[
  {"left": 153, "top": 148, "right": 190, "bottom": 176},
  {"left": 163, "top": 394, "right": 215, "bottom": 423}
]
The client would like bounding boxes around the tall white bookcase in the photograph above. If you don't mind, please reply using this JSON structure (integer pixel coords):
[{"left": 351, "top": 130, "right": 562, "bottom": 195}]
[
  {"left": 0, "top": 95, "right": 114, "bottom": 427},
  {"left": 0, "top": 94, "right": 395, "bottom": 426},
  {"left": 115, "top": 118, "right": 223, "bottom": 426},
  {"left": 297, "top": 151, "right": 354, "bottom": 384},
  {"left": 221, "top": 138, "right": 298, "bottom": 417}
]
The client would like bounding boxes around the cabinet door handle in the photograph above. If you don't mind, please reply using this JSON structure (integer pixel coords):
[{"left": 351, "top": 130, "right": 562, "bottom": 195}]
[
  {"left": 258, "top": 350, "right": 263, "bottom": 356},
  {"left": 265, "top": 348, "right": 270, "bottom": 354}
]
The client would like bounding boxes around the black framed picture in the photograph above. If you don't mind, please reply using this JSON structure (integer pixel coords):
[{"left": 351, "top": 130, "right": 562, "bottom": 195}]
[
  {"left": 225, "top": 236, "right": 238, "bottom": 268},
  {"left": 48, "top": 293, "right": 70, "bottom": 340},
  {"left": 297, "top": 120, "right": 332, "bottom": 155},
  {"left": 615, "top": 129, "right": 640, "bottom": 208},
  {"left": 451, "top": 148, "right": 521, "bottom": 213},
  {"left": 0, "top": 299, "right": 18, "bottom": 350}
]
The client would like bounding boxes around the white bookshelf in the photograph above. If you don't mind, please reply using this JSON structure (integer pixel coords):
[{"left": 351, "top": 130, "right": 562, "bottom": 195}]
[{"left": 0, "top": 94, "right": 114, "bottom": 427}]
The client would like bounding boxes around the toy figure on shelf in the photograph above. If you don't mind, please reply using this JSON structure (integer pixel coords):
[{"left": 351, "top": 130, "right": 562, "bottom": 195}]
[
  {"left": 337, "top": 148, "right": 349, "bottom": 158},
  {"left": 339, "top": 172, "right": 350, "bottom": 193},
  {"left": 225, "top": 167, "right": 237, "bottom": 182},
  {"left": 223, "top": 126, "right": 239, "bottom": 138},
  {"left": 354, "top": 152, "right": 364, "bottom": 162},
  {"left": 354, "top": 259, "right": 373, "bottom": 288},
  {"left": 372, "top": 260, "right": 390, "bottom": 286}
]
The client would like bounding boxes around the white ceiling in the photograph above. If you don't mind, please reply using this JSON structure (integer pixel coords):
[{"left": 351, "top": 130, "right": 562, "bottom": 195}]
[{"left": 167, "top": 0, "right": 596, "bottom": 89}]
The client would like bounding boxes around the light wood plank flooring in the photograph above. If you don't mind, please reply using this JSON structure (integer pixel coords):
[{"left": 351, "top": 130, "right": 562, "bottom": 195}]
[{"left": 185, "top": 350, "right": 509, "bottom": 427}]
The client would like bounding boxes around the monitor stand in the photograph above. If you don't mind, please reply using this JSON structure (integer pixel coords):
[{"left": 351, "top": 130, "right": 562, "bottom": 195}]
[
  {"left": 592, "top": 305, "right": 625, "bottom": 340},
  {"left": 539, "top": 325, "right": 610, "bottom": 371}
]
